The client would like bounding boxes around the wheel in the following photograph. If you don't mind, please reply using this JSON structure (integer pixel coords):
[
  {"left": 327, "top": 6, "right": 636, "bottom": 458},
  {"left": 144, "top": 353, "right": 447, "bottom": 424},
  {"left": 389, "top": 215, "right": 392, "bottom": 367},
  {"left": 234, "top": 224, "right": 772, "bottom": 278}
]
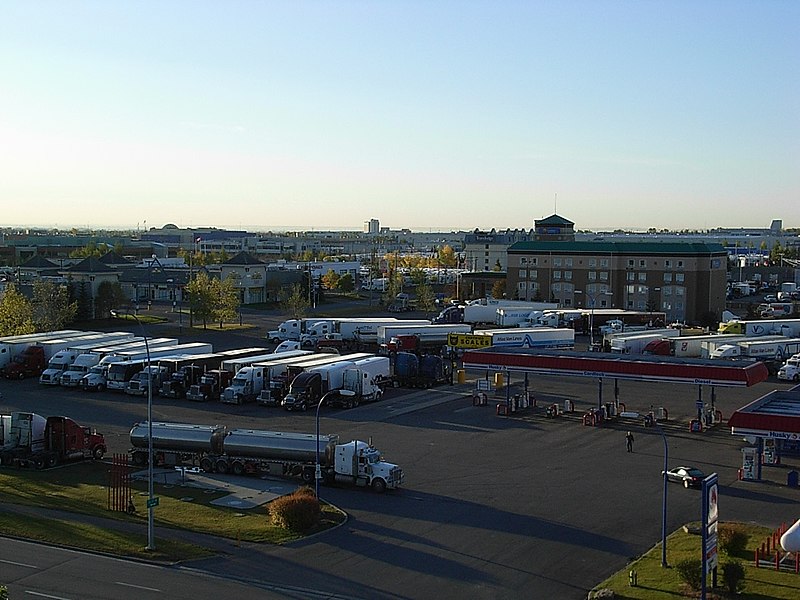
[
  {"left": 683, "top": 479, "right": 690, "bottom": 489},
  {"left": 215, "top": 459, "right": 229, "bottom": 474},
  {"left": 353, "top": 399, "right": 359, "bottom": 408},
  {"left": 132, "top": 452, "right": 147, "bottom": 466},
  {"left": 794, "top": 374, "right": 800, "bottom": 382},
  {"left": 18, "top": 372, "right": 25, "bottom": 380},
  {"left": 346, "top": 399, "right": 353, "bottom": 409},
  {"left": 200, "top": 457, "right": 214, "bottom": 472},
  {"left": 371, "top": 478, "right": 387, "bottom": 494},
  {"left": 46, "top": 454, "right": 59, "bottom": 468},
  {"left": 271, "top": 337, "right": 281, "bottom": 344},
  {"left": 301, "top": 468, "right": 314, "bottom": 483},
  {"left": 92, "top": 446, "right": 105, "bottom": 460},
  {"left": 95, "top": 383, "right": 105, "bottom": 392},
  {"left": 34, "top": 456, "right": 45, "bottom": 470},
  {"left": 302, "top": 340, "right": 313, "bottom": 348},
  {"left": 301, "top": 402, "right": 307, "bottom": 412},
  {"left": 231, "top": 461, "right": 245, "bottom": 476}
]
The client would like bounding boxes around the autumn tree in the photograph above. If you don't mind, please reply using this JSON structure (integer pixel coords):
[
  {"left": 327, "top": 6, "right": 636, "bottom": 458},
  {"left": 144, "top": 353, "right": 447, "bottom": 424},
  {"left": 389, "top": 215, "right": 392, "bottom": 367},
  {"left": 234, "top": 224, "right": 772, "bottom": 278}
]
[
  {"left": 416, "top": 282, "right": 437, "bottom": 315},
  {"left": 95, "top": 281, "right": 128, "bottom": 319},
  {"left": 186, "top": 271, "right": 216, "bottom": 329},
  {"left": 491, "top": 280, "right": 507, "bottom": 300},
  {"left": 69, "top": 241, "right": 111, "bottom": 258},
  {"left": 32, "top": 280, "right": 78, "bottom": 331},
  {"left": 321, "top": 269, "right": 341, "bottom": 290},
  {"left": 337, "top": 273, "right": 355, "bottom": 293},
  {"left": 0, "top": 284, "right": 35, "bottom": 335},
  {"left": 214, "top": 276, "right": 240, "bottom": 328},
  {"left": 437, "top": 245, "right": 458, "bottom": 268}
]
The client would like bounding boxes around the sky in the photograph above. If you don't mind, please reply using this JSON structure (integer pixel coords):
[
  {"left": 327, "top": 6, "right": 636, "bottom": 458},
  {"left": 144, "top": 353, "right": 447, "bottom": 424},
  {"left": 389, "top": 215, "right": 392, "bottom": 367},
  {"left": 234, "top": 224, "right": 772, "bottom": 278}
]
[{"left": 0, "top": 1, "right": 797, "bottom": 233}]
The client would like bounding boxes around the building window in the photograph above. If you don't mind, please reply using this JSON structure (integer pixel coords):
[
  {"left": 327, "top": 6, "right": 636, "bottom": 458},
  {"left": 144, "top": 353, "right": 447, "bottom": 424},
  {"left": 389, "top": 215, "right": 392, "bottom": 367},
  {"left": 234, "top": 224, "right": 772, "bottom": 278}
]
[
  {"left": 553, "top": 258, "right": 562, "bottom": 267},
  {"left": 677, "top": 260, "right": 684, "bottom": 268},
  {"left": 676, "top": 287, "right": 684, "bottom": 296},
  {"left": 553, "top": 283, "right": 562, "bottom": 292},
  {"left": 663, "top": 287, "right": 672, "bottom": 296},
  {"left": 485, "top": 244, "right": 489, "bottom": 250},
  {"left": 627, "top": 272, "right": 635, "bottom": 282},
  {"left": 589, "top": 271, "right": 597, "bottom": 280},
  {"left": 564, "top": 298, "right": 573, "bottom": 306},
  {"left": 628, "top": 259, "right": 635, "bottom": 267},
  {"left": 599, "top": 272, "right": 608, "bottom": 281},
  {"left": 564, "top": 271, "right": 572, "bottom": 280},
  {"left": 531, "top": 258, "right": 537, "bottom": 265},
  {"left": 520, "top": 257, "right": 527, "bottom": 264},
  {"left": 485, "top": 251, "right": 489, "bottom": 257},
  {"left": 664, "top": 272, "right": 672, "bottom": 283},
  {"left": 626, "top": 284, "right": 635, "bottom": 295},
  {"left": 637, "top": 285, "right": 648, "bottom": 294},
  {"left": 676, "top": 273, "right": 684, "bottom": 283},
  {"left": 519, "top": 269, "right": 527, "bottom": 278},
  {"left": 600, "top": 258, "right": 609, "bottom": 267},
  {"left": 553, "top": 271, "right": 562, "bottom": 280},
  {"left": 638, "top": 272, "right": 647, "bottom": 282},
  {"left": 518, "top": 282, "right": 526, "bottom": 291},
  {"left": 565, "top": 258, "right": 573, "bottom": 267},
  {"left": 588, "top": 258, "right": 596, "bottom": 267},
  {"left": 665, "top": 260, "right": 671, "bottom": 268},
  {"left": 639, "top": 260, "right": 646, "bottom": 267},
  {"left": 530, "top": 270, "right": 538, "bottom": 279}
]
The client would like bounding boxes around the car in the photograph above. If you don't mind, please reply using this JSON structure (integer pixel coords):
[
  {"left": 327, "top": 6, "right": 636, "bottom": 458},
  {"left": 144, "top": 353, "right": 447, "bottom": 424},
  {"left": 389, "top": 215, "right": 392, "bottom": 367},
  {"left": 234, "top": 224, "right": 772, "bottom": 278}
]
[
  {"left": 662, "top": 466, "right": 706, "bottom": 488},
  {"left": 763, "top": 295, "right": 777, "bottom": 303}
]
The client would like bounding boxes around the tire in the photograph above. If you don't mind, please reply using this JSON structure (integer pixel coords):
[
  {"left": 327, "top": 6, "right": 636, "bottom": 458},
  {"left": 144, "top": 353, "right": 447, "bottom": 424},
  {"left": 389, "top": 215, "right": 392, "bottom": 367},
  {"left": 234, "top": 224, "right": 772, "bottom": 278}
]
[
  {"left": 794, "top": 374, "right": 800, "bottom": 382},
  {"left": 132, "top": 452, "right": 147, "bottom": 466},
  {"left": 200, "top": 457, "right": 214, "bottom": 472},
  {"left": 371, "top": 478, "right": 387, "bottom": 494},
  {"left": 683, "top": 479, "right": 690, "bottom": 489},
  {"left": 95, "top": 383, "right": 105, "bottom": 392},
  {"left": 215, "top": 459, "right": 229, "bottom": 474},
  {"left": 353, "top": 398, "right": 360, "bottom": 408},
  {"left": 301, "top": 402, "right": 307, "bottom": 412},
  {"left": 92, "top": 446, "right": 105, "bottom": 460},
  {"left": 46, "top": 453, "right": 59, "bottom": 468},
  {"left": 34, "top": 456, "right": 45, "bottom": 470},
  {"left": 18, "top": 372, "right": 25, "bottom": 380},
  {"left": 231, "top": 461, "right": 245, "bottom": 476},
  {"left": 301, "top": 468, "right": 314, "bottom": 484}
]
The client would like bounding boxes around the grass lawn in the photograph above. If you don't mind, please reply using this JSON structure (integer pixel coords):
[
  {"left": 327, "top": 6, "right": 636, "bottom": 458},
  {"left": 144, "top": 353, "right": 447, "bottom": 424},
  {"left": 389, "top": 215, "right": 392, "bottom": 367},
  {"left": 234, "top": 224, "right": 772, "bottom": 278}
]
[
  {"left": 0, "top": 461, "right": 345, "bottom": 560},
  {"left": 593, "top": 522, "right": 800, "bottom": 599}
]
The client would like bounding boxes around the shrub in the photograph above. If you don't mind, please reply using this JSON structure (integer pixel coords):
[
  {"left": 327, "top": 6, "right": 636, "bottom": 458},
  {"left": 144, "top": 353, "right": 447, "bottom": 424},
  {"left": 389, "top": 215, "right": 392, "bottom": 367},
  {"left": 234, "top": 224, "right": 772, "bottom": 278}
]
[
  {"left": 718, "top": 524, "right": 749, "bottom": 556},
  {"left": 268, "top": 490, "right": 321, "bottom": 532},
  {"left": 0, "top": 585, "right": 7, "bottom": 600},
  {"left": 675, "top": 558, "right": 702, "bottom": 591},
  {"left": 721, "top": 560, "right": 746, "bottom": 594},
  {"left": 293, "top": 485, "right": 316, "bottom": 498},
  {"left": 587, "top": 589, "right": 615, "bottom": 599}
]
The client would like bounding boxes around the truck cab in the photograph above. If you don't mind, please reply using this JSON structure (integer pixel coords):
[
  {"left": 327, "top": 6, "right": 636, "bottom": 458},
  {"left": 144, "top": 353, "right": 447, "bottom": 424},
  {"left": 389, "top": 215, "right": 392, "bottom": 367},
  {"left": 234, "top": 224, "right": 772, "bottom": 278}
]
[
  {"left": 3, "top": 346, "right": 46, "bottom": 379},
  {"left": 187, "top": 369, "right": 233, "bottom": 402},
  {"left": 333, "top": 440, "right": 404, "bottom": 493},
  {"left": 282, "top": 371, "right": 322, "bottom": 412}
]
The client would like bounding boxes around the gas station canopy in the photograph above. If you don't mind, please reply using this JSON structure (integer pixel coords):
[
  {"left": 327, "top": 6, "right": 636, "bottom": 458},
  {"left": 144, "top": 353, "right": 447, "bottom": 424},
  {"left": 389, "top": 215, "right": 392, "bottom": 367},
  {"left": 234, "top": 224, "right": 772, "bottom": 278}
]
[
  {"left": 728, "top": 388, "right": 800, "bottom": 436},
  {"left": 461, "top": 348, "right": 770, "bottom": 387}
]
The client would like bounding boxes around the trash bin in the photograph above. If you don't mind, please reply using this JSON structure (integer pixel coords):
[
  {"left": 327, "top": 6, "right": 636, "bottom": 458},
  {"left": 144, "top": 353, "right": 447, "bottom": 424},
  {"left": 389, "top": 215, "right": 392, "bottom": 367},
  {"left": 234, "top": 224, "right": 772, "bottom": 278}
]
[
  {"left": 788, "top": 470, "right": 799, "bottom": 488},
  {"left": 494, "top": 372, "right": 504, "bottom": 388},
  {"left": 457, "top": 369, "right": 465, "bottom": 384}
]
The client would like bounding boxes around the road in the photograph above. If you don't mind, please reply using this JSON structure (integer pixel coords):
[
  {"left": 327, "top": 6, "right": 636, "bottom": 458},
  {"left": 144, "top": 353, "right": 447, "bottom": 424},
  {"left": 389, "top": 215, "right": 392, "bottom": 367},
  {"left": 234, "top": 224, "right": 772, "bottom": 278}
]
[{"left": 1, "top": 311, "right": 798, "bottom": 598}]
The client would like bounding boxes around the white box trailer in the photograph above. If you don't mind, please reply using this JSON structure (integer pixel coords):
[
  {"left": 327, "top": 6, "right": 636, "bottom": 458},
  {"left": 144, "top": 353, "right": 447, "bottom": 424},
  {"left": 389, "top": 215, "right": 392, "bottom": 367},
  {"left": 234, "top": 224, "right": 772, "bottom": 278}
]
[
  {"left": 472, "top": 327, "right": 575, "bottom": 349},
  {"left": 711, "top": 337, "right": 800, "bottom": 361},
  {"left": 221, "top": 350, "right": 312, "bottom": 374},
  {"left": 105, "top": 343, "right": 213, "bottom": 391},
  {"left": 302, "top": 318, "right": 431, "bottom": 346},
  {"left": 336, "top": 356, "right": 392, "bottom": 406},
  {"left": 0, "top": 330, "right": 87, "bottom": 369},
  {"left": 495, "top": 305, "right": 560, "bottom": 327},
  {"left": 38, "top": 332, "right": 136, "bottom": 385},
  {"left": 376, "top": 324, "right": 471, "bottom": 347}
]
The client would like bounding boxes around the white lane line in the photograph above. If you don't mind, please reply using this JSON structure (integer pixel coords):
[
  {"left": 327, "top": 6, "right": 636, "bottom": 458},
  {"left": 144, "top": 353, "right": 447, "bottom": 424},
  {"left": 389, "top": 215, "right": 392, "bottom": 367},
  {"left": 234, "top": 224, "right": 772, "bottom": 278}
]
[
  {"left": 0, "top": 558, "right": 39, "bottom": 568},
  {"left": 25, "top": 592, "right": 72, "bottom": 600},
  {"left": 115, "top": 581, "right": 162, "bottom": 592}
]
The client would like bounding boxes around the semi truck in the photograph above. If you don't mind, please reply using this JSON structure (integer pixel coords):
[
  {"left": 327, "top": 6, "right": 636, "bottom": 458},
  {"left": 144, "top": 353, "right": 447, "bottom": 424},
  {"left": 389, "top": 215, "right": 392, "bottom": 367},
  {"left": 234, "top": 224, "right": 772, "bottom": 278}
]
[
  {"left": 59, "top": 337, "right": 149, "bottom": 387},
  {"left": 129, "top": 421, "right": 403, "bottom": 492},
  {"left": 709, "top": 337, "right": 800, "bottom": 361},
  {"left": 281, "top": 356, "right": 372, "bottom": 411},
  {"left": 0, "top": 330, "right": 84, "bottom": 371},
  {"left": 471, "top": 327, "right": 575, "bottom": 349},
  {"left": 330, "top": 356, "right": 392, "bottom": 408},
  {"left": 3, "top": 332, "right": 118, "bottom": 380},
  {"left": 377, "top": 323, "right": 472, "bottom": 348},
  {"left": 495, "top": 305, "right": 561, "bottom": 327},
  {"left": 718, "top": 318, "right": 800, "bottom": 337},
  {"left": 642, "top": 334, "right": 749, "bottom": 357},
  {"left": 77, "top": 338, "right": 180, "bottom": 391},
  {"left": 300, "top": 318, "right": 430, "bottom": 347},
  {"left": 106, "top": 343, "right": 213, "bottom": 392},
  {"left": 38, "top": 332, "right": 136, "bottom": 385},
  {"left": 777, "top": 354, "right": 800, "bottom": 381},
  {"left": 124, "top": 348, "right": 214, "bottom": 397},
  {"left": 220, "top": 349, "right": 312, "bottom": 374},
  {"left": 0, "top": 412, "right": 106, "bottom": 468},
  {"left": 394, "top": 352, "right": 452, "bottom": 388},
  {"left": 162, "top": 347, "right": 269, "bottom": 398},
  {"left": 267, "top": 318, "right": 337, "bottom": 343},
  {"left": 609, "top": 330, "right": 683, "bottom": 354},
  {"left": 433, "top": 299, "right": 558, "bottom": 326}
]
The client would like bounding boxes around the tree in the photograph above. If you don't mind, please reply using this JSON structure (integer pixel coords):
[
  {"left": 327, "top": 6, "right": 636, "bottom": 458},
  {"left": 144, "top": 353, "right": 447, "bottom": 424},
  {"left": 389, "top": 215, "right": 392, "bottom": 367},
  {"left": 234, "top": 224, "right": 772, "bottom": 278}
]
[
  {"left": 321, "top": 269, "right": 341, "bottom": 290},
  {"left": 437, "top": 245, "right": 458, "bottom": 268},
  {"left": 491, "top": 280, "right": 506, "bottom": 300},
  {"left": 186, "top": 271, "right": 217, "bottom": 329},
  {"left": 95, "top": 281, "right": 127, "bottom": 319},
  {"left": 75, "top": 281, "right": 92, "bottom": 321},
  {"left": 337, "top": 273, "right": 355, "bottom": 293},
  {"left": 279, "top": 283, "right": 310, "bottom": 319},
  {"left": 214, "top": 276, "right": 240, "bottom": 328},
  {"left": 416, "top": 282, "right": 437, "bottom": 314},
  {"left": 69, "top": 241, "right": 110, "bottom": 259},
  {"left": 0, "top": 283, "right": 35, "bottom": 335},
  {"left": 32, "top": 280, "right": 78, "bottom": 331}
]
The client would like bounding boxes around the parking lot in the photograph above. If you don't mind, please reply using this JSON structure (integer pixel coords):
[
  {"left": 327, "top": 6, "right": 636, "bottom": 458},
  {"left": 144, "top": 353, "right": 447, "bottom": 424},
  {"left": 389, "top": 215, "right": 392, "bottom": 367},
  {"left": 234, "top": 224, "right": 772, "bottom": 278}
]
[{"left": 1, "top": 316, "right": 798, "bottom": 599}]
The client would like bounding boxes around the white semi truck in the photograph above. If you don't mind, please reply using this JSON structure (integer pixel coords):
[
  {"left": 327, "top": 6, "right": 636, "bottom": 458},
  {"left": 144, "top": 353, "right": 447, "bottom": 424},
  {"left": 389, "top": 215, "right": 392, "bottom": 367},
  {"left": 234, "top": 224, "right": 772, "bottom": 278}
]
[{"left": 38, "top": 332, "right": 136, "bottom": 385}]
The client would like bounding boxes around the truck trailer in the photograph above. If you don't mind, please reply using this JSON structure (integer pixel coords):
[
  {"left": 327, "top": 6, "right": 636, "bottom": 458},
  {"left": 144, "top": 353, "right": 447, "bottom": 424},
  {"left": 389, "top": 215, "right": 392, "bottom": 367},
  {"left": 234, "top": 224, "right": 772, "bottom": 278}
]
[
  {"left": 471, "top": 327, "right": 575, "bottom": 349},
  {"left": 129, "top": 421, "right": 403, "bottom": 492},
  {"left": 609, "top": 330, "right": 682, "bottom": 354},
  {"left": 718, "top": 319, "right": 800, "bottom": 337},
  {"left": 38, "top": 332, "right": 136, "bottom": 385},
  {"left": 377, "top": 323, "right": 472, "bottom": 348}
]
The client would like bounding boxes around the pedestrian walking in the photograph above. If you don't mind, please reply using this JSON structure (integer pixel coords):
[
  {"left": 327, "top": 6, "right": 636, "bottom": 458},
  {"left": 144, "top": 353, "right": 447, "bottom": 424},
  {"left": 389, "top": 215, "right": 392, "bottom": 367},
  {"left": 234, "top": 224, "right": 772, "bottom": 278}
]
[{"left": 625, "top": 431, "right": 635, "bottom": 453}]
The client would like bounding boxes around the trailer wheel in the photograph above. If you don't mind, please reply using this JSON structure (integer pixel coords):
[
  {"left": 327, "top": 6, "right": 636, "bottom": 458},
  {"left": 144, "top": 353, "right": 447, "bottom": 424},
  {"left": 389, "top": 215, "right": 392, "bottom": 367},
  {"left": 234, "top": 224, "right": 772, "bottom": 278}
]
[
  {"left": 46, "top": 454, "right": 59, "bottom": 468},
  {"left": 132, "top": 452, "right": 147, "bottom": 466},
  {"left": 215, "top": 458, "right": 229, "bottom": 474},
  {"left": 200, "top": 457, "right": 214, "bottom": 472},
  {"left": 17, "top": 372, "right": 25, "bottom": 380},
  {"left": 301, "top": 467, "right": 314, "bottom": 483},
  {"left": 34, "top": 456, "right": 45, "bottom": 470},
  {"left": 231, "top": 461, "right": 245, "bottom": 476},
  {"left": 301, "top": 402, "right": 307, "bottom": 412},
  {"left": 353, "top": 398, "right": 359, "bottom": 408},
  {"left": 371, "top": 478, "right": 387, "bottom": 494},
  {"left": 93, "top": 446, "right": 106, "bottom": 460}
]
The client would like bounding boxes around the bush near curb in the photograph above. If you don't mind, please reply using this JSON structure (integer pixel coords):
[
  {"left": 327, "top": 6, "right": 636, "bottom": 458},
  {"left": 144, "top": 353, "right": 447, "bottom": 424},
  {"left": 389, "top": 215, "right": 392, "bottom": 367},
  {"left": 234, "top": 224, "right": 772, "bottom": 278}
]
[
  {"left": 675, "top": 558, "right": 702, "bottom": 591},
  {"left": 718, "top": 523, "right": 749, "bottom": 556},
  {"left": 268, "top": 488, "right": 321, "bottom": 532},
  {"left": 721, "top": 560, "right": 746, "bottom": 594}
]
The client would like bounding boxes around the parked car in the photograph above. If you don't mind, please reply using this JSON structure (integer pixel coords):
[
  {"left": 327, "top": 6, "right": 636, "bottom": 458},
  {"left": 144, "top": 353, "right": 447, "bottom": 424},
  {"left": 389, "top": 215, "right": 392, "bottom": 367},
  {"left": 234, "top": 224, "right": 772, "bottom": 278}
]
[
  {"left": 763, "top": 295, "right": 778, "bottom": 303},
  {"left": 662, "top": 466, "right": 706, "bottom": 488}
]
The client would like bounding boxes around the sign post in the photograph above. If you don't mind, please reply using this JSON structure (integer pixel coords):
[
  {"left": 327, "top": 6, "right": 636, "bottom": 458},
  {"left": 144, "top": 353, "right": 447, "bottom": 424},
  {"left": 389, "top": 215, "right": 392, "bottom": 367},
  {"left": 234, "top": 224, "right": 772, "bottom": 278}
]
[{"left": 701, "top": 473, "right": 719, "bottom": 599}]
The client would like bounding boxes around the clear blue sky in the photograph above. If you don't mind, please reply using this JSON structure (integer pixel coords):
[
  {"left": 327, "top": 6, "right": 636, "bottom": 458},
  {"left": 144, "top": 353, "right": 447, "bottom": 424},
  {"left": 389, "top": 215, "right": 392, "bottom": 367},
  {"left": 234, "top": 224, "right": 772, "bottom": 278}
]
[{"left": 0, "top": 1, "right": 797, "bottom": 232}]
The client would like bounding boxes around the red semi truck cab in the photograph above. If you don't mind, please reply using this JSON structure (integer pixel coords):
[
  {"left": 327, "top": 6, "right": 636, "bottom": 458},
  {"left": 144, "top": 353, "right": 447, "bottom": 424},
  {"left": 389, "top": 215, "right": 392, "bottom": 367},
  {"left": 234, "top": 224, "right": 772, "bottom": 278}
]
[
  {"left": 3, "top": 346, "right": 47, "bottom": 379},
  {"left": 46, "top": 416, "right": 107, "bottom": 462}
]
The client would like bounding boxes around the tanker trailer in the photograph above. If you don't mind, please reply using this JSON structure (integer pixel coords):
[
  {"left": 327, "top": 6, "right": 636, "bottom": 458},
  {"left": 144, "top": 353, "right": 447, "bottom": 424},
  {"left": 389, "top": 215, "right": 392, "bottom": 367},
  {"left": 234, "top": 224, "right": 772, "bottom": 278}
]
[{"left": 129, "top": 421, "right": 222, "bottom": 467}]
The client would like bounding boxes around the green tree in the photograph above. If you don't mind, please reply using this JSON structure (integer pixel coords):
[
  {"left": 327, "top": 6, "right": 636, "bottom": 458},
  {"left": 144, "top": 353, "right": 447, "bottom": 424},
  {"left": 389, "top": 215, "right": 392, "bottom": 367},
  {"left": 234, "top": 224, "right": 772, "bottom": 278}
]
[
  {"left": 0, "top": 283, "right": 35, "bottom": 335},
  {"left": 321, "top": 269, "right": 340, "bottom": 290},
  {"left": 416, "top": 281, "right": 437, "bottom": 314},
  {"left": 337, "top": 273, "right": 355, "bottom": 293},
  {"left": 491, "top": 280, "right": 506, "bottom": 300},
  {"left": 75, "top": 281, "right": 92, "bottom": 321},
  {"left": 95, "top": 281, "right": 127, "bottom": 319},
  {"left": 186, "top": 271, "right": 217, "bottom": 329},
  {"left": 409, "top": 267, "right": 427, "bottom": 287},
  {"left": 438, "top": 245, "right": 458, "bottom": 268},
  {"left": 32, "top": 280, "right": 77, "bottom": 331},
  {"left": 279, "top": 283, "right": 310, "bottom": 319},
  {"left": 214, "top": 276, "right": 240, "bottom": 328},
  {"left": 69, "top": 241, "right": 110, "bottom": 259}
]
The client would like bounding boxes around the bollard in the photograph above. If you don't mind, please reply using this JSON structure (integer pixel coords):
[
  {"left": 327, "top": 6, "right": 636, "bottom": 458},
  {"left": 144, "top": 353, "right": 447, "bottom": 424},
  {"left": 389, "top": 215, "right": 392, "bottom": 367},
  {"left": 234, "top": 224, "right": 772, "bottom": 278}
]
[
  {"left": 776, "top": 551, "right": 780, "bottom": 570},
  {"left": 628, "top": 570, "right": 638, "bottom": 587},
  {"left": 754, "top": 547, "right": 759, "bottom": 567}
]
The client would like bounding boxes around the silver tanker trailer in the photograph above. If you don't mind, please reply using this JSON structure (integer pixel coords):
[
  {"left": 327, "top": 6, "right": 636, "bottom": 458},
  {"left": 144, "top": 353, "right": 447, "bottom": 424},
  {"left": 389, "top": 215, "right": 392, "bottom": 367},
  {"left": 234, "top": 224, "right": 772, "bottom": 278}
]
[{"left": 129, "top": 421, "right": 403, "bottom": 493}]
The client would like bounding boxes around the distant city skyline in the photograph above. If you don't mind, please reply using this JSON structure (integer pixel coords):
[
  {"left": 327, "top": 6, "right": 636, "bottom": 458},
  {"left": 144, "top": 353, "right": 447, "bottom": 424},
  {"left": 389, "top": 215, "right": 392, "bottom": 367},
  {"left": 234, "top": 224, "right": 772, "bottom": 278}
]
[{"left": 1, "top": 1, "right": 797, "bottom": 231}]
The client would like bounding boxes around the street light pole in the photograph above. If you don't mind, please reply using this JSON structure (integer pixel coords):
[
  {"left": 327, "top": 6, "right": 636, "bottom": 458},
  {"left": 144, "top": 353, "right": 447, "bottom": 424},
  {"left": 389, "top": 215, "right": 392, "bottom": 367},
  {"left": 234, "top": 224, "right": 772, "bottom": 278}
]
[
  {"left": 112, "top": 309, "right": 155, "bottom": 551},
  {"left": 659, "top": 424, "right": 669, "bottom": 567},
  {"left": 315, "top": 389, "right": 355, "bottom": 498}
]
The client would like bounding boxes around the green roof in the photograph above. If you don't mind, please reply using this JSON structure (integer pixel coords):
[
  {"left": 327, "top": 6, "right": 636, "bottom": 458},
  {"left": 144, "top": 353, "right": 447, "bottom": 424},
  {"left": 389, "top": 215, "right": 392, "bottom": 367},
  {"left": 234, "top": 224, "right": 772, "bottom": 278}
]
[{"left": 508, "top": 240, "right": 726, "bottom": 255}]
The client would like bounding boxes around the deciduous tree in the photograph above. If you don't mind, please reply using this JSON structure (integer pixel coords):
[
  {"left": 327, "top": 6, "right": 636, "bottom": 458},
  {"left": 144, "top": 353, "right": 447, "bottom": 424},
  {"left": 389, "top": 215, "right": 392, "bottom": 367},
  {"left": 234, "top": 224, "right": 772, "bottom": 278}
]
[
  {"left": 32, "top": 280, "right": 77, "bottom": 331},
  {"left": 279, "top": 283, "right": 310, "bottom": 319},
  {"left": 0, "top": 283, "right": 35, "bottom": 335}
]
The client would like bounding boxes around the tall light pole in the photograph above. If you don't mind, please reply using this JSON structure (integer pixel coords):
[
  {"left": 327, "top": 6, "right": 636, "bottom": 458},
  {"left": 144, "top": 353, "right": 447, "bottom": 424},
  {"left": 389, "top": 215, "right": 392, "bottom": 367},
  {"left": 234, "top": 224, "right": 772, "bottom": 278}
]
[
  {"left": 111, "top": 309, "right": 155, "bottom": 551},
  {"left": 315, "top": 389, "right": 355, "bottom": 498},
  {"left": 659, "top": 424, "right": 669, "bottom": 567}
]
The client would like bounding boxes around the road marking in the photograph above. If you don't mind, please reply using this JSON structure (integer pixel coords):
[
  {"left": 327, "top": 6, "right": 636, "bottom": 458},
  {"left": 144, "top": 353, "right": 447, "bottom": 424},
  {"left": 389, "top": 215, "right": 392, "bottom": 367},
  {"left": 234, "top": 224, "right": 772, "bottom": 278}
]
[
  {"left": 25, "top": 592, "right": 71, "bottom": 600},
  {"left": 0, "top": 558, "right": 38, "bottom": 569},
  {"left": 115, "top": 581, "right": 162, "bottom": 592}
]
